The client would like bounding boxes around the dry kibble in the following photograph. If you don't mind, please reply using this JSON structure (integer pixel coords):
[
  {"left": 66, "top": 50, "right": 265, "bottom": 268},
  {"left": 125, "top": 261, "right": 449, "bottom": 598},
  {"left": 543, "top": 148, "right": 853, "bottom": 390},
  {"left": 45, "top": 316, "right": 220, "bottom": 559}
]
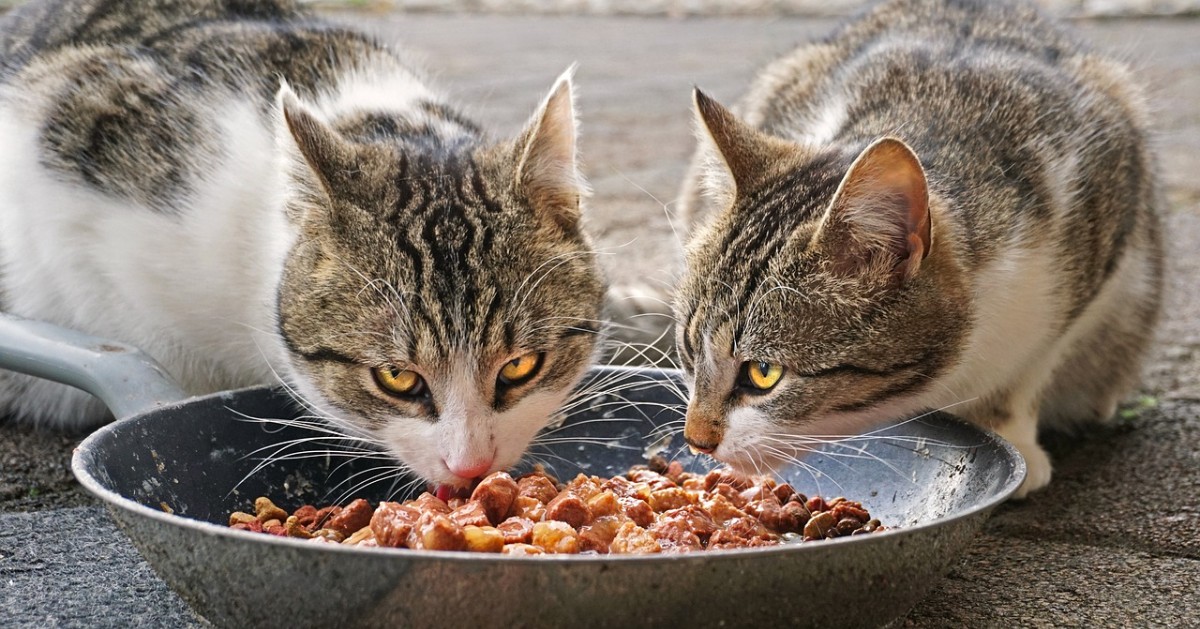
[
  {"left": 228, "top": 511, "right": 256, "bottom": 527},
  {"left": 230, "top": 467, "right": 886, "bottom": 554},
  {"left": 804, "top": 511, "right": 837, "bottom": 540},
  {"left": 253, "top": 497, "right": 288, "bottom": 524}
]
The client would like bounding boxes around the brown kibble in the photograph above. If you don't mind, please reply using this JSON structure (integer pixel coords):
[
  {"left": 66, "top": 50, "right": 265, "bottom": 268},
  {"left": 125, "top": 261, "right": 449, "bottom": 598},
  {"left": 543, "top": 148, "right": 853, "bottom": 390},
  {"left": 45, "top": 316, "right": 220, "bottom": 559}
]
[
  {"left": 532, "top": 521, "right": 581, "bottom": 554},
  {"left": 648, "top": 487, "right": 692, "bottom": 512},
  {"left": 804, "top": 511, "right": 837, "bottom": 540},
  {"left": 463, "top": 526, "right": 506, "bottom": 553},
  {"left": 371, "top": 502, "right": 421, "bottom": 548},
  {"left": 586, "top": 490, "right": 621, "bottom": 518},
  {"left": 714, "top": 483, "right": 748, "bottom": 508},
  {"left": 830, "top": 501, "right": 870, "bottom": 523},
  {"left": 309, "top": 528, "right": 344, "bottom": 543},
  {"left": 723, "top": 516, "right": 775, "bottom": 542},
  {"left": 284, "top": 515, "right": 313, "bottom": 539},
  {"left": 664, "top": 460, "right": 686, "bottom": 484},
  {"left": 497, "top": 517, "right": 535, "bottom": 545},
  {"left": 471, "top": 471, "right": 520, "bottom": 525},
  {"left": 609, "top": 521, "right": 662, "bottom": 554},
  {"left": 545, "top": 492, "right": 592, "bottom": 529},
  {"left": 511, "top": 495, "right": 547, "bottom": 521},
  {"left": 563, "top": 474, "right": 602, "bottom": 501},
  {"left": 313, "top": 506, "right": 339, "bottom": 528},
  {"left": 600, "top": 475, "right": 637, "bottom": 498},
  {"left": 253, "top": 497, "right": 288, "bottom": 523},
  {"left": 517, "top": 474, "right": 559, "bottom": 504},
  {"left": 772, "top": 483, "right": 798, "bottom": 504},
  {"left": 704, "top": 468, "right": 751, "bottom": 492},
  {"left": 412, "top": 492, "right": 452, "bottom": 515},
  {"left": 501, "top": 543, "right": 545, "bottom": 556},
  {"left": 617, "top": 496, "right": 655, "bottom": 527},
  {"left": 408, "top": 512, "right": 467, "bottom": 551},
  {"left": 836, "top": 517, "right": 863, "bottom": 536},
  {"left": 326, "top": 498, "right": 373, "bottom": 537},
  {"left": 228, "top": 511, "right": 256, "bottom": 527},
  {"left": 702, "top": 493, "right": 746, "bottom": 525},
  {"left": 229, "top": 466, "right": 886, "bottom": 553},
  {"left": 450, "top": 501, "right": 492, "bottom": 528},
  {"left": 578, "top": 516, "right": 625, "bottom": 553},
  {"left": 649, "top": 520, "right": 703, "bottom": 553},
  {"left": 292, "top": 505, "right": 319, "bottom": 529}
]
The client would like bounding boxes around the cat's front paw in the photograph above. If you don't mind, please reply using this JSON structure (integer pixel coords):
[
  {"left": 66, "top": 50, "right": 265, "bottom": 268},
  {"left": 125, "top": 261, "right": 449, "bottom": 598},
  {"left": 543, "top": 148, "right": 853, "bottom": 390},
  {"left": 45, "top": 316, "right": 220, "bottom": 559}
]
[{"left": 1010, "top": 439, "right": 1053, "bottom": 499}]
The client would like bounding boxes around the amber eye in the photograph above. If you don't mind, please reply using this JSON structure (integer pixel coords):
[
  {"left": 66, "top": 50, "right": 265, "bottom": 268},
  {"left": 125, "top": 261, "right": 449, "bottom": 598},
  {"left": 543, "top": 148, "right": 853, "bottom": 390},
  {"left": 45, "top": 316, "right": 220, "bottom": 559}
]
[
  {"left": 742, "top": 361, "right": 784, "bottom": 391},
  {"left": 498, "top": 352, "right": 543, "bottom": 387},
  {"left": 373, "top": 365, "right": 426, "bottom": 397}
]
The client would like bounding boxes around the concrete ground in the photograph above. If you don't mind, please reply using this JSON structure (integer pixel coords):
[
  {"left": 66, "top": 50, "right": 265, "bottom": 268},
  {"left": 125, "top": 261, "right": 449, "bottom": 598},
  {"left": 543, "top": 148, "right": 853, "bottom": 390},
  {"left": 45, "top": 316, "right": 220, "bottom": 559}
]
[{"left": 2, "top": 11, "right": 1198, "bottom": 628}]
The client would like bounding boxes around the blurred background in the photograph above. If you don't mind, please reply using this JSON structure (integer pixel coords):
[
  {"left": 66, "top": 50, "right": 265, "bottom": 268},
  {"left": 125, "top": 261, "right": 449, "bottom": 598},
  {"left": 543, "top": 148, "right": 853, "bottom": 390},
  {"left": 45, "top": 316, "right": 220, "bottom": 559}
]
[{"left": 3, "top": 0, "right": 1199, "bottom": 16}]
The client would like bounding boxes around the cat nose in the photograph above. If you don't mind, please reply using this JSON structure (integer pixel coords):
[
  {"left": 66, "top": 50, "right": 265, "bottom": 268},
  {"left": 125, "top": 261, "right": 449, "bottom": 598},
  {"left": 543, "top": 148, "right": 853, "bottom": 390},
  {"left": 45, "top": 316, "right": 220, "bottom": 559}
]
[
  {"left": 447, "top": 457, "right": 494, "bottom": 480},
  {"left": 684, "top": 436, "right": 717, "bottom": 455}
]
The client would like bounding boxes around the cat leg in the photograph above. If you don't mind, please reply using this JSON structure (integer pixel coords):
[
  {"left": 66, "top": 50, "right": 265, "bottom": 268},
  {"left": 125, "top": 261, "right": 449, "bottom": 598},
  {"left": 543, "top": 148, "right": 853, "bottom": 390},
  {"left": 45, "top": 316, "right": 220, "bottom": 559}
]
[
  {"left": 993, "top": 404, "right": 1053, "bottom": 500},
  {"left": 1038, "top": 248, "right": 1161, "bottom": 428},
  {"left": 968, "top": 386, "right": 1053, "bottom": 500}
]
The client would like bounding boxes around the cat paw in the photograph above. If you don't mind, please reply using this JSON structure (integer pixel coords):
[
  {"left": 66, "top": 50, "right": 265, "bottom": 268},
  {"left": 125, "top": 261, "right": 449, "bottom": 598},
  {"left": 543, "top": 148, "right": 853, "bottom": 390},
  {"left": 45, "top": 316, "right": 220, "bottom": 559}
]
[{"left": 1009, "top": 439, "right": 1053, "bottom": 500}]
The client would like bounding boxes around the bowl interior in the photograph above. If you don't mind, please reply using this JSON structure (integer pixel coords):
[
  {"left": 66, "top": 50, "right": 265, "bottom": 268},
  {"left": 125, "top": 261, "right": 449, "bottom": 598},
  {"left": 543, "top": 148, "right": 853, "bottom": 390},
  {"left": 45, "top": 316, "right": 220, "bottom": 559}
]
[{"left": 77, "top": 367, "right": 1022, "bottom": 530}]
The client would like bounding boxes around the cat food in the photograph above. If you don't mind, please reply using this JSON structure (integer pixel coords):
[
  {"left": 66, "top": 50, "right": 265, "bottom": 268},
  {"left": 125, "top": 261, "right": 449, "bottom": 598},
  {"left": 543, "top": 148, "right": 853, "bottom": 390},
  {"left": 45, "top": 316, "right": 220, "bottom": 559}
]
[{"left": 227, "top": 460, "right": 886, "bottom": 554}]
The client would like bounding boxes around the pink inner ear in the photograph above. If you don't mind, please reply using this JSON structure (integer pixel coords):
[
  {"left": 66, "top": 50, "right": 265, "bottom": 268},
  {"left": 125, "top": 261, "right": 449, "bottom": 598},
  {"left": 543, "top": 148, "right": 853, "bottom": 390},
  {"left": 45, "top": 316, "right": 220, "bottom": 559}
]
[{"left": 830, "top": 138, "right": 931, "bottom": 281}]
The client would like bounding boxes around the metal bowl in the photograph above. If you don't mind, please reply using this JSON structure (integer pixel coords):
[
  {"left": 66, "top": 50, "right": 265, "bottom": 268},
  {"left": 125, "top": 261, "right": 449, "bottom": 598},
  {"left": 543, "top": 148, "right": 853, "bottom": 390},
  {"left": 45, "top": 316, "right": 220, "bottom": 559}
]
[{"left": 0, "top": 314, "right": 1024, "bottom": 628}]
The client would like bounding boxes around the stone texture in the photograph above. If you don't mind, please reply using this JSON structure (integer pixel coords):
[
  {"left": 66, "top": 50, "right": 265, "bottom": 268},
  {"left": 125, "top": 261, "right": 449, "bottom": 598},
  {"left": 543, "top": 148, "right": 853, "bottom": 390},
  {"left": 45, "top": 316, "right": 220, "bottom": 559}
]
[
  {"left": 903, "top": 534, "right": 1200, "bottom": 628},
  {"left": 0, "top": 508, "right": 202, "bottom": 628}
]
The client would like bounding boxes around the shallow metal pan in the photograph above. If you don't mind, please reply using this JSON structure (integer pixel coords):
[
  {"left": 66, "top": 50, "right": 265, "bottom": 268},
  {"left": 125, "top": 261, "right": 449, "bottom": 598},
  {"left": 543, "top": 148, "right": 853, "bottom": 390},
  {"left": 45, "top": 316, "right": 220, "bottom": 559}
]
[{"left": 0, "top": 313, "right": 1023, "bottom": 628}]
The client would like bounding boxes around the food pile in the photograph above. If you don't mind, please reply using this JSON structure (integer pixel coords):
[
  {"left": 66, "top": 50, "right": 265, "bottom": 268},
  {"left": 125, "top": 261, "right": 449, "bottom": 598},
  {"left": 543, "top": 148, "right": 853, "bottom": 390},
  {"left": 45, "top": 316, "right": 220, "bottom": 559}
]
[{"left": 228, "top": 460, "right": 886, "bottom": 554}]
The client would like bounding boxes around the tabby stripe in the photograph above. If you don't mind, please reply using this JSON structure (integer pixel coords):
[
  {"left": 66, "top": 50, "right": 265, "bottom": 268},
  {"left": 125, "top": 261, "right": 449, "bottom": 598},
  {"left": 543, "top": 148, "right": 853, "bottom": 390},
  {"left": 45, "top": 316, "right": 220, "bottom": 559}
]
[
  {"left": 829, "top": 371, "right": 929, "bottom": 413},
  {"left": 277, "top": 318, "right": 358, "bottom": 365},
  {"left": 801, "top": 357, "right": 926, "bottom": 379}
]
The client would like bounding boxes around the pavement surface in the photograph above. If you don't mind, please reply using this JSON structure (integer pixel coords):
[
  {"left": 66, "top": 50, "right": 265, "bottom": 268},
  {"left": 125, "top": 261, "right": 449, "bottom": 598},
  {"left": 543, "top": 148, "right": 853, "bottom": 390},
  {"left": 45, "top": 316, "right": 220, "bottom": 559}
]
[{"left": 2, "top": 11, "right": 1199, "bottom": 628}]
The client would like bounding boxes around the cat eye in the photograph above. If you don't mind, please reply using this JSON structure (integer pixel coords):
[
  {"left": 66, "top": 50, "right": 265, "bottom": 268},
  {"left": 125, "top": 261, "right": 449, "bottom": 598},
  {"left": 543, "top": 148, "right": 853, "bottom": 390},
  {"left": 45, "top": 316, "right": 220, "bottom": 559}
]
[
  {"left": 498, "top": 352, "right": 544, "bottom": 387},
  {"left": 740, "top": 361, "right": 785, "bottom": 391},
  {"left": 373, "top": 365, "right": 427, "bottom": 397}
]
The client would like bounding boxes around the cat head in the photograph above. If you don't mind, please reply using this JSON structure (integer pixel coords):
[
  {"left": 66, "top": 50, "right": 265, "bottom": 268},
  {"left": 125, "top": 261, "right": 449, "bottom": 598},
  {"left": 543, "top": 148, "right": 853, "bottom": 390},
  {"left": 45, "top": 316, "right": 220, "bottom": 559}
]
[
  {"left": 272, "top": 71, "right": 605, "bottom": 487},
  {"left": 674, "top": 90, "right": 970, "bottom": 473}
]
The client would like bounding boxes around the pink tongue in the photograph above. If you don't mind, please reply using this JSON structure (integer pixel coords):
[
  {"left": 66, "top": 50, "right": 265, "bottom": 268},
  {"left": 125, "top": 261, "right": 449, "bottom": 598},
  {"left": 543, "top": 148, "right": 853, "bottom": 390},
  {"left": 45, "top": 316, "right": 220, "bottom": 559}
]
[{"left": 434, "top": 484, "right": 455, "bottom": 502}]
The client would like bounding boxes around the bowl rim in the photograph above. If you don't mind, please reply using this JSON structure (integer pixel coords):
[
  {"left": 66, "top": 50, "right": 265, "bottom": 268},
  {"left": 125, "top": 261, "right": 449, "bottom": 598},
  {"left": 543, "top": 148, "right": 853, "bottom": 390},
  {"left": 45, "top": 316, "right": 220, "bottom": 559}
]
[{"left": 72, "top": 369, "right": 1026, "bottom": 566}]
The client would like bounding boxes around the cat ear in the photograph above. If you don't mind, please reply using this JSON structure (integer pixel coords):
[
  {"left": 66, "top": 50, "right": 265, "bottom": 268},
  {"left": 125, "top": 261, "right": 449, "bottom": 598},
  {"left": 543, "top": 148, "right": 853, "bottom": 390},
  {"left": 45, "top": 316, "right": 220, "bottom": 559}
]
[
  {"left": 513, "top": 66, "right": 588, "bottom": 234},
  {"left": 276, "top": 82, "right": 364, "bottom": 221},
  {"left": 819, "top": 137, "right": 932, "bottom": 282},
  {"left": 692, "top": 88, "right": 796, "bottom": 199}
]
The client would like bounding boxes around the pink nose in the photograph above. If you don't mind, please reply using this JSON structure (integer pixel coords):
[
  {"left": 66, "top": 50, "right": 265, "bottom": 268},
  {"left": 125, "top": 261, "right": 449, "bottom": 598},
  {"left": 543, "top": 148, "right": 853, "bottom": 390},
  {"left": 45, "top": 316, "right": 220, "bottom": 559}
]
[{"left": 447, "top": 458, "right": 494, "bottom": 480}]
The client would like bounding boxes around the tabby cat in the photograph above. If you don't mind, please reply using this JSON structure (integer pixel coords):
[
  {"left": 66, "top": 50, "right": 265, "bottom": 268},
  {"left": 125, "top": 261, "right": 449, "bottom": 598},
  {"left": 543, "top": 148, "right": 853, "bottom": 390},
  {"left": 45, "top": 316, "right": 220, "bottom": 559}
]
[
  {"left": 673, "top": 0, "right": 1163, "bottom": 497},
  {"left": 0, "top": 0, "right": 606, "bottom": 488}
]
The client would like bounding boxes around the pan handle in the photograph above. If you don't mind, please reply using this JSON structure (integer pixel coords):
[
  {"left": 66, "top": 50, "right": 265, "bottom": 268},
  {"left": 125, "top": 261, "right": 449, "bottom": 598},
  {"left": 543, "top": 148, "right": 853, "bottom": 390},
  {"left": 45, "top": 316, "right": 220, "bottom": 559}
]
[{"left": 0, "top": 313, "right": 188, "bottom": 419}]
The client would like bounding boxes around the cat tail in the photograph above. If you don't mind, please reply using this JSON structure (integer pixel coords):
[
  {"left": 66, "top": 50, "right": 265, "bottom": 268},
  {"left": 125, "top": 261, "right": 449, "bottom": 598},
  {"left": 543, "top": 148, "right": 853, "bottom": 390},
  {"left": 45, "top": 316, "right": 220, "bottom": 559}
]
[{"left": 602, "top": 281, "right": 677, "bottom": 368}]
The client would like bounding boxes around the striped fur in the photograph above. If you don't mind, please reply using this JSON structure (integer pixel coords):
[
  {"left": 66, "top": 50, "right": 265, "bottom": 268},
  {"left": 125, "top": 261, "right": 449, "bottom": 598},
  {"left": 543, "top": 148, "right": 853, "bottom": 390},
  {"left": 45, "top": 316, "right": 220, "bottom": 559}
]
[
  {"left": 0, "top": 0, "right": 605, "bottom": 487},
  {"left": 674, "top": 0, "right": 1163, "bottom": 497}
]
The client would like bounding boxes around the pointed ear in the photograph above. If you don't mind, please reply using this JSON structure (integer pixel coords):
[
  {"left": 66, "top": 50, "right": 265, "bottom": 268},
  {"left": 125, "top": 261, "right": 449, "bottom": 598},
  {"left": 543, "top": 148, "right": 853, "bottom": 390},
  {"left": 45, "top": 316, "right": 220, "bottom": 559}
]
[
  {"left": 276, "top": 82, "right": 365, "bottom": 224},
  {"left": 514, "top": 67, "right": 587, "bottom": 234},
  {"left": 818, "top": 137, "right": 932, "bottom": 282},
  {"left": 692, "top": 88, "right": 797, "bottom": 200}
]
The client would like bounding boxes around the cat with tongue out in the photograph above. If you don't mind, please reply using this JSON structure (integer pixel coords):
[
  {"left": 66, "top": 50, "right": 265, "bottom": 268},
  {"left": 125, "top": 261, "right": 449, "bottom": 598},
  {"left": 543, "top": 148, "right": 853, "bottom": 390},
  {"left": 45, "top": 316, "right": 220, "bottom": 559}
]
[{"left": 0, "top": 0, "right": 606, "bottom": 491}]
